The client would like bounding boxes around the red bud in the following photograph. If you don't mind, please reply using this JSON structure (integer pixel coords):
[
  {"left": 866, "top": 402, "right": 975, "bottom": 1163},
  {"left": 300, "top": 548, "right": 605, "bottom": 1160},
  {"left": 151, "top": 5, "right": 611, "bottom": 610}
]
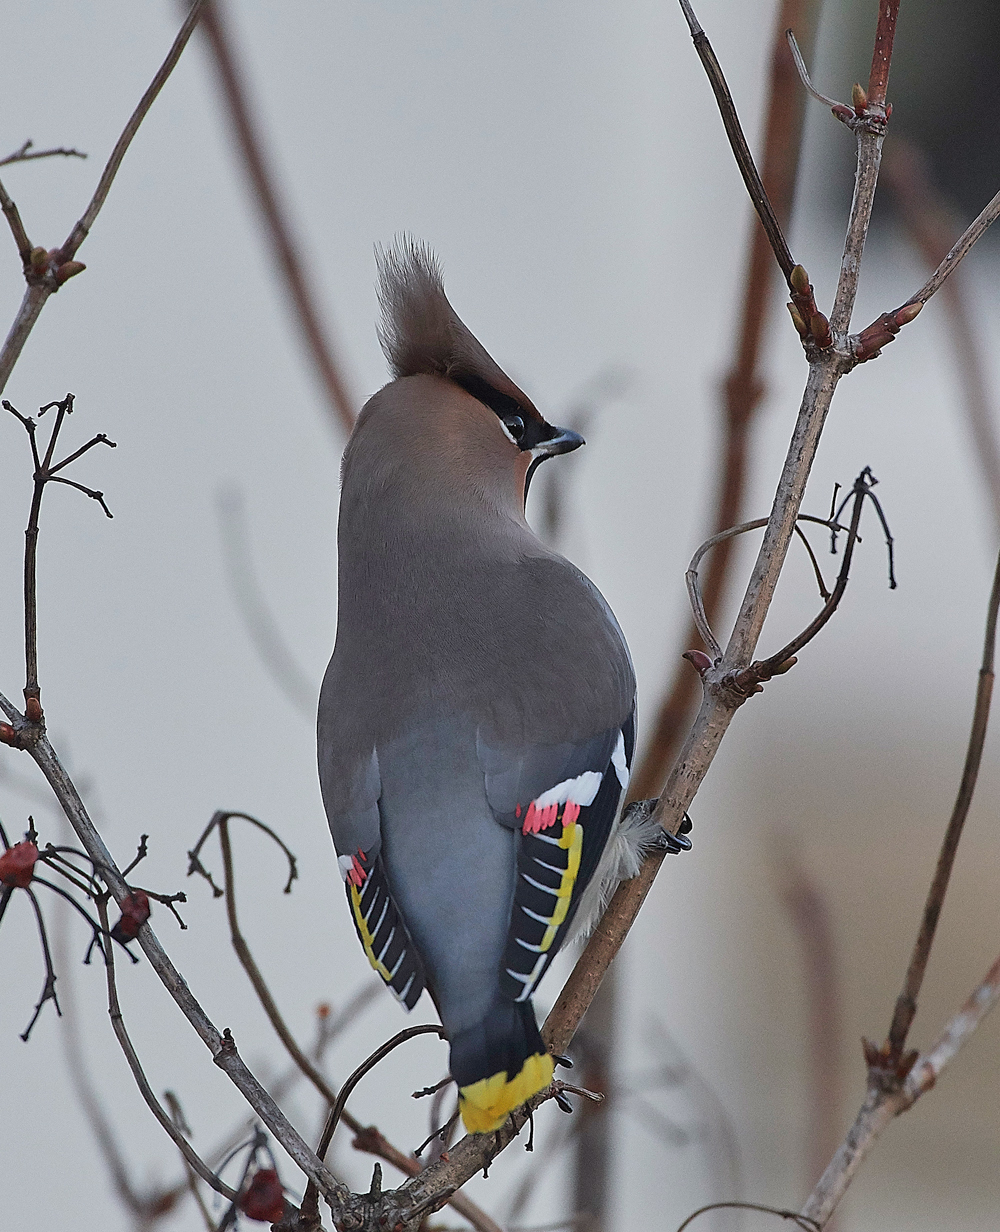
[
  {"left": 111, "top": 890, "right": 150, "bottom": 941},
  {"left": 683, "top": 650, "right": 714, "bottom": 675},
  {"left": 24, "top": 697, "right": 42, "bottom": 722},
  {"left": 0, "top": 841, "right": 38, "bottom": 888},
  {"left": 54, "top": 260, "right": 86, "bottom": 285},
  {"left": 239, "top": 1169, "right": 285, "bottom": 1223},
  {"left": 0, "top": 724, "right": 17, "bottom": 746}
]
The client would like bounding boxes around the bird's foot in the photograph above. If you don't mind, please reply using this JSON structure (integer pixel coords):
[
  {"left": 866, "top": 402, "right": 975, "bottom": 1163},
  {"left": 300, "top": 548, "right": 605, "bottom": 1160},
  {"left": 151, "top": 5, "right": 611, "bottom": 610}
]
[{"left": 621, "top": 799, "right": 693, "bottom": 855}]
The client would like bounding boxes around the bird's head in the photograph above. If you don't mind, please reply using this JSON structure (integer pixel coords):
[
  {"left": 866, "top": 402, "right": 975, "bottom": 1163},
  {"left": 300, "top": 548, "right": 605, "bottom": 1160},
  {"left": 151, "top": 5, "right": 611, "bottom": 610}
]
[{"left": 368, "top": 239, "right": 583, "bottom": 509}]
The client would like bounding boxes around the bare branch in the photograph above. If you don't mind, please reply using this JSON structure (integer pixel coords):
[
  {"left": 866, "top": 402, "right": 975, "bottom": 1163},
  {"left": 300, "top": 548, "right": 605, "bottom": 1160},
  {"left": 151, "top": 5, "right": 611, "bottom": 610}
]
[
  {"left": 59, "top": 2, "right": 205, "bottom": 261},
  {"left": 801, "top": 946, "right": 1000, "bottom": 1228},
  {"left": 884, "top": 544, "right": 1000, "bottom": 1059},
  {"left": 197, "top": 0, "right": 356, "bottom": 433},
  {"left": 94, "top": 896, "right": 237, "bottom": 1202},
  {"left": 0, "top": 178, "right": 33, "bottom": 267},
  {"left": 865, "top": 0, "right": 900, "bottom": 108},
  {"left": 0, "top": 141, "right": 87, "bottom": 167},
  {"left": 0, "top": 719, "right": 348, "bottom": 1208},
  {"left": 676, "top": 0, "right": 795, "bottom": 280},
  {"left": 785, "top": 30, "right": 846, "bottom": 112},
  {"left": 893, "top": 185, "right": 1000, "bottom": 315},
  {"left": 629, "top": 0, "right": 822, "bottom": 800},
  {"left": 0, "top": 2, "right": 205, "bottom": 398}
]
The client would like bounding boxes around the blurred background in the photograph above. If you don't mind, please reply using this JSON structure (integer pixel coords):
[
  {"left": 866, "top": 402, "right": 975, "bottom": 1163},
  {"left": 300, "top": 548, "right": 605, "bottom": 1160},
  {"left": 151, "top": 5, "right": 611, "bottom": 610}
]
[{"left": 2, "top": 1, "right": 1000, "bottom": 1229}]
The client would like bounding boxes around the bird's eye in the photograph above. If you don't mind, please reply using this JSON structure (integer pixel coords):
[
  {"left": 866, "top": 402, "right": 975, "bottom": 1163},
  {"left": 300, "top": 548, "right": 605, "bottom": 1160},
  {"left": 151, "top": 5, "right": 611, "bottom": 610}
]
[{"left": 502, "top": 415, "right": 525, "bottom": 443}]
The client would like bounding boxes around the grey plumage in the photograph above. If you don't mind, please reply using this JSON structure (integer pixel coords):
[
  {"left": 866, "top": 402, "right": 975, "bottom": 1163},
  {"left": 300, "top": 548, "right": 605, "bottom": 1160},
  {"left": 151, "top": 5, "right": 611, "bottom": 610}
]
[{"left": 318, "top": 240, "right": 636, "bottom": 1132}]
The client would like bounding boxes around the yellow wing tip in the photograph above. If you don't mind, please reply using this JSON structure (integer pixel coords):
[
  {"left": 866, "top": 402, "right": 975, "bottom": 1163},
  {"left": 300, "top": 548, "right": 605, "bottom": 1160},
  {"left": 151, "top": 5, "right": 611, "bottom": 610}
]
[{"left": 459, "top": 1053, "right": 555, "bottom": 1133}]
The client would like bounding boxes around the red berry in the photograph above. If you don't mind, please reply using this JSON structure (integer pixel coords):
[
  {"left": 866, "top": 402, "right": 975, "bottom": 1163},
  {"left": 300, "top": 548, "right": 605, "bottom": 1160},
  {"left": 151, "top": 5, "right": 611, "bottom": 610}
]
[{"left": 0, "top": 841, "right": 38, "bottom": 888}]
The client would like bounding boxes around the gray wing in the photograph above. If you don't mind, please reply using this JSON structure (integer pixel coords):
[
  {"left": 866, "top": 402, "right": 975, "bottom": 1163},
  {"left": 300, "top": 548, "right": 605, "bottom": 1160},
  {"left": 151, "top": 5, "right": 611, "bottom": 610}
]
[{"left": 317, "top": 737, "right": 426, "bottom": 1010}]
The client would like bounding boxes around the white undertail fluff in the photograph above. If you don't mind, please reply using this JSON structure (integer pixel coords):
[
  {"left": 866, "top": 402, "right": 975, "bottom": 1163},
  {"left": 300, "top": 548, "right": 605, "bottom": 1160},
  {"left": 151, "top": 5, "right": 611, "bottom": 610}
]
[{"left": 568, "top": 801, "right": 667, "bottom": 943}]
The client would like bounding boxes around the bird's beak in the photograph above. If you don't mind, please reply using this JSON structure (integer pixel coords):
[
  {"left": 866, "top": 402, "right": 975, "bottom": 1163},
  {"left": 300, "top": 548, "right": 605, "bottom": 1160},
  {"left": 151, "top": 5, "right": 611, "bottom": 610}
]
[{"left": 532, "top": 426, "right": 585, "bottom": 459}]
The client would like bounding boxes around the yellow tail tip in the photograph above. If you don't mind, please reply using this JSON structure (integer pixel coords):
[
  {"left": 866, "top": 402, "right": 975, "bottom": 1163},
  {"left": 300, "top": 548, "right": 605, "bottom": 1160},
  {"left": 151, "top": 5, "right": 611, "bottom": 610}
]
[{"left": 459, "top": 1053, "right": 555, "bottom": 1133}]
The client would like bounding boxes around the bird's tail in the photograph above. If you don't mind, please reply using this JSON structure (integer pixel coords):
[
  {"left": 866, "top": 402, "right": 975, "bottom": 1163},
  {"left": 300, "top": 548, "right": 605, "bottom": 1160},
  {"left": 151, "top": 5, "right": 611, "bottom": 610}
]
[{"left": 450, "top": 998, "right": 555, "bottom": 1133}]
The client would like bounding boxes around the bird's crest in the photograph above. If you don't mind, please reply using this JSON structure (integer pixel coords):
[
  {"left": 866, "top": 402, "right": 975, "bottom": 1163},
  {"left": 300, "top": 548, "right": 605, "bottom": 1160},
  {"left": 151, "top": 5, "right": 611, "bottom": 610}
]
[{"left": 375, "top": 237, "right": 539, "bottom": 416}]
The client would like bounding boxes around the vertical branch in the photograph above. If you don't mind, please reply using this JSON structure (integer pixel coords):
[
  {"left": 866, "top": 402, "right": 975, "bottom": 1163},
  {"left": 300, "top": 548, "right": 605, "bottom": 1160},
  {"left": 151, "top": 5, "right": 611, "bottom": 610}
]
[
  {"left": 629, "top": 0, "right": 822, "bottom": 799},
  {"left": 829, "top": 2, "right": 900, "bottom": 336},
  {"left": 866, "top": 0, "right": 900, "bottom": 108},
  {"left": 197, "top": 0, "right": 356, "bottom": 434}
]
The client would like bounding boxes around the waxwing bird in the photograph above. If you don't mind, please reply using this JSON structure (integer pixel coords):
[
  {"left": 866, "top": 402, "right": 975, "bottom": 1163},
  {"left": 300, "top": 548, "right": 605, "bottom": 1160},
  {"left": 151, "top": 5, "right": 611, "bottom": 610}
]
[{"left": 318, "top": 240, "right": 672, "bottom": 1134}]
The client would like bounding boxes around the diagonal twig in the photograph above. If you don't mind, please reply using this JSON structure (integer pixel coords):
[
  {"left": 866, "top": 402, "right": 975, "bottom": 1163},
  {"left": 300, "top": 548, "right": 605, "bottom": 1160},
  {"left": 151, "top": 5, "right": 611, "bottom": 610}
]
[
  {"left": 629, "top": 0, "right": 822, "bottom": 800},
  {"left": 196, "top": 0, "right": 356, "bottom": 433},
  {"left": 676, "top": 0, "right": 795, "bottom": 281},
  {"left": 883, "top": 544, "right": 1000, "bottom": 1060},
  {"left": 93, "top": 895, "right": 238, "bottom": 1202},
  {"left": 0, "top": 1, "right": 207, "bottom": 398}
]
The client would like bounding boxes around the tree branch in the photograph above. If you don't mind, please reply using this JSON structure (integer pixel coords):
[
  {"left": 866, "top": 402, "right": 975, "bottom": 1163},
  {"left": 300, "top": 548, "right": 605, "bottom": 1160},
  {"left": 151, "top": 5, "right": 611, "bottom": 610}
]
[
  {"left": 630, "top": 0, "right": 822, "bottom": 800},
  {"left": 94, "top": 896, "right": 238, "bottom": 1202},
  {"left": 0, "top": 1, "right": 206, "bottom": 397},
  {"left": 197, "top": 0, "right": 356, "bottom": 434},
  {"left": 0, "top": 718, "right": 349, "bottom": 1211},
  {"left": 884, "top": 544, "right": 1000, "bottom": 1059}
]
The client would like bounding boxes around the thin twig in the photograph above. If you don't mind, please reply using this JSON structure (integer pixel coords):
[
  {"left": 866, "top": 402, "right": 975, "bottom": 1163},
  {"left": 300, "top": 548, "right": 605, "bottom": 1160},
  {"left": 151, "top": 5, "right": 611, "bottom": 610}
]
[
  {"left": 865, "top": 0, "right": 900, "bottom": 107},
  {"left": 59, "top": 2, "right": 205, "bottom": 261},
  {"left": 0, "top": 141, "right": 87, "bottom": 167},
  {"left": 0, "top": 720, "right": 348, "bottom": 1208},
  {"left": 896, "top": 186, "right": 1000, "bottom": 312},
  {"left": 206, "top": 815, "right": 497, "bottom": 1231},
  {"left": 785, "top": 30, "right": 845, "bottom": 111},
  {"left": 315, "top": 1025, "right": 447, "bottom": 1165},
  {"left": 54, "top": 905, "right": 186, "bottom": 1225},
  {"left": 0, "top": 177, "right": 33, "bottom": 267},
  {"left": 629, "top": 0, "right": 821, "bottom": 799},
  {"left": 0, "top": 2, "right": 205, "bottom": 398},
  {"left": 685, "top": 512, "right": 844, "bottom": 664},
  {"left": 676, "top": 0, "right": 795, "bottom": 280},
  {"left": 801, "top": 946, "right": 1000, "bottom": 1227},
  {"left": 197, "top": 0, "right": 355, "bottom": 433},
  {"left": 94, "top": 896, "right": 238, "bottom": 1202},
  {"left": 885, "top": 545, "right": 1000, "bottom": 1059}
]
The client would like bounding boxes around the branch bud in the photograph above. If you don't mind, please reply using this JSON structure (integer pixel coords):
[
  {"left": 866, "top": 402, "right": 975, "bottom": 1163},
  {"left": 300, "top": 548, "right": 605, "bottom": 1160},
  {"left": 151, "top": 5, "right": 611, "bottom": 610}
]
[
  {"left": 0, "top": 723, "right": 16, "bottom": 746},
  {"left": 789, "top": 264, "right": 810, "bottom": 294},
  {"left": 809, "top": 312, "right": 832, "bottom": 349},
  {"left": 54, "top": 260, "right": 86, "bottom": 285},
  {"left": 29, "top": 247, "right": 48, "bottom": 273},
  {"left": 683, "top": 650, "right": 714, "bottom": 676},
  {"left": 895, "top": 300, "right": 922, "bottom": 326},
  {"left": 852, "top": 82, "right": 868, "bottom": 114},
  {"left": 24, "top": 697, "right": 42, "bottom": 723},
  {"left": 786, "top": 303, "right": 808, "bottom": 337}
]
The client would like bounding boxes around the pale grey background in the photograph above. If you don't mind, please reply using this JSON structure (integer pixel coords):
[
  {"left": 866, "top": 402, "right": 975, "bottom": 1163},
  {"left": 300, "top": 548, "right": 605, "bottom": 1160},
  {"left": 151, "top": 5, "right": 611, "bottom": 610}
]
[{"left": 2, "top": 2, "right": 1000, "bottom": 1229}]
